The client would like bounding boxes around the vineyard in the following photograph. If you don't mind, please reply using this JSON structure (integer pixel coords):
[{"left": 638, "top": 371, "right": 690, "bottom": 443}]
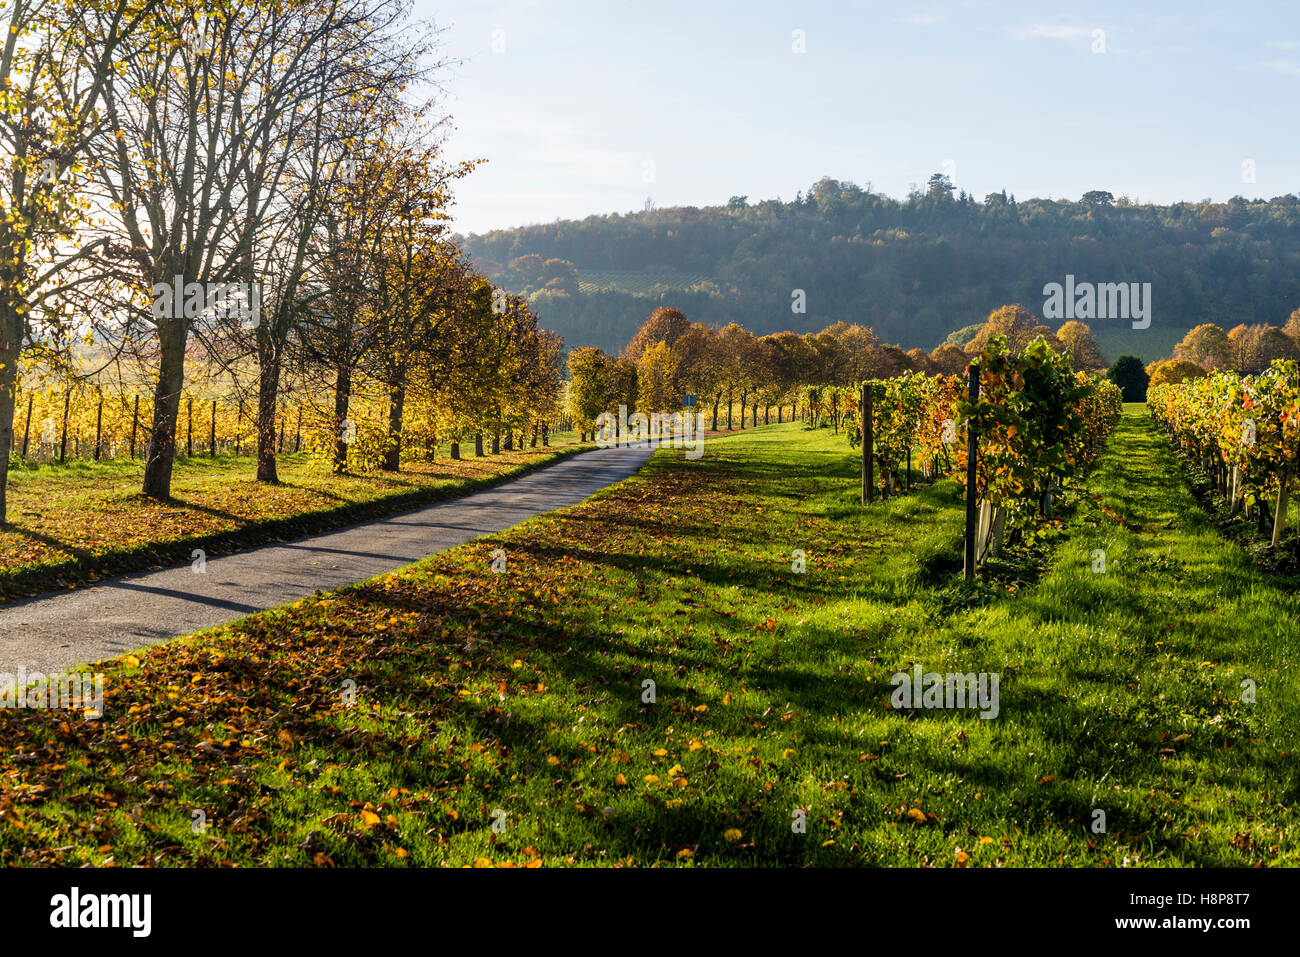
[
  {"left": 1149, "top": 359, "right": 1300, "bottom": 548},
  {"left": 836, "top": 335, "right": 1123, "bottom": 567},
  {"left": 8, "top": 371, "right": 572, "bottom": 472}
]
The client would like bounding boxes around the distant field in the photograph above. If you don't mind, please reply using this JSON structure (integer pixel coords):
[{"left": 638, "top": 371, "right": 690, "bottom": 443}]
[
  {"left": 577, "top": 268, "right": 716, "bottom": 295},
  {"left": 1093, "top": 326, "right": 1184, "bottom": 367}
]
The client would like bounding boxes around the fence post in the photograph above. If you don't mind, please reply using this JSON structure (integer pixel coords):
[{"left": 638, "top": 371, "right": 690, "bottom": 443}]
[
  {"left": 59, "top": 389, "right": 70, "bottom": 463},
  {"left": 95, "top": 396, "right": 104, "bottom": 460},
  {"left": 861, "top": 382, "right": 873, "bottom": 504},
  {"left": 21, "top": 394, "right": 32, "bottom": 460},
  {"left": 130, "top": 396, "right": 139, "bottom": 459},
  {"left": 964, "top": 363, "right": 979, "bottom": 582},
  {"left": 295, "top": 404, "right": 302, "bottom": 453}
]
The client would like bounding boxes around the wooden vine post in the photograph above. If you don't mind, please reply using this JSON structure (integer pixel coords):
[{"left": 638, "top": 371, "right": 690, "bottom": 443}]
[
  {"left": 861, "top": 381, "right": 873, "bottom": 504},
  {"left": 59, "top": 389, "right": 70, "bottom": 463},
  {"left": 964, "top": 362, "right": 979, "bottom": 582},
  {"left": 20, "top": 394, "right": 32, "bottom": 460},
  {"left": 94, "top": 395, "right": 103, "bottom": 460},
  {"left": 130, "top": 395, "right": 140, "bottom": 459}
]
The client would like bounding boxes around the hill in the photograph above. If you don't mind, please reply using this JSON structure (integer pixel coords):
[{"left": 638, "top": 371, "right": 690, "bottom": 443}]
[{"left": 459, "top": 178, "right": 1300, "bottom": 362}]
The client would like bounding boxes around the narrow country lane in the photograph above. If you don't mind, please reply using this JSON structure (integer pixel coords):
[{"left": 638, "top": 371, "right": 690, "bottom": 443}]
[{"left": 0, "top": 445, "right": 653, "bottom": 677}]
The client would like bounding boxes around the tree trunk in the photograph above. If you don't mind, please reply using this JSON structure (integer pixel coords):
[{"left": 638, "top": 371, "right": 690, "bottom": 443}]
[
  {"left": 475, "top": 433, "right": 484, "bottom": 456},
  {"left": 333, "top": 364, "right": 352, "bottom": 474},
  {"left": 255, "top": 329, "right": 281, "bottom": 483},
  {"left": 142, "top": 317, "right": 187, "bottom": 499},
  {"left": 727, "top": 390, "right": 734, "bottom": 430},
  {"left": 382, "top": 379, "right": 405, "bottom": 472},
  {"left": 450, "top": 440, "right": 460, "bottom": 460},
  {"left": 739, "top": 388, "right": 747, "bottom": 428},
  {"left": 712, "top": 395, "right": 721, "bottom": 431},
  {"left": 0, "top": 306, "right": 19, "bottom": 525}
]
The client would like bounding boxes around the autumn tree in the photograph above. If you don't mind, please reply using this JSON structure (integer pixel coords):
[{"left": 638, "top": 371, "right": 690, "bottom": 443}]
[
  {"left": 606, "top": 354, "right": 638, "bottom": 415},
  {"left": 669, "top": 321, "right": 721, "bottom": 416},
  {"left": 1226, "top": 324, "right": 1254, "bottom": 371},
  {"left": 567, "top": 346, "right": 608, "bottom": 439},
  {"left": 636, "top": 341, "right": 679, "bottom": 412},
  {"left": 1056, "top": 321, "right": 1105, "bottom": 370},
  {"left": 364, "top": 143, "right": 479, "bottom": 471},
  {"left": 805, "top": 329, "right": 850, "bottom": 385},
  {"left": 906, "top": 348, "right": 936, "bottom": 374},
  {"left": 92, "top": 0, "right": 388, "bottom": 497},
  {"left": 716, "top": 322, "right": 758, "bottom": 428},
  {"left": 964, "top": 304, "right": 1040, "bottom": 354},
  {"left": 240, "top": 4, "right": 436, "bottom": 482},
  {"left": 1147, "top": 358, "right": 1207, "bottom": 387},
  {"left": 1173, "top": 323, "right": 1231, "bottom": 370},
  {"left": 625, "top": 306, "right": 691, "bottom": 364},
  {"left": 0, "top": 0, "right": 153, "bottom": 525},
  {"left": 1283, "top": 308, "right": 1300, "bottom": 348},
  {"left": 1244, "top": 325, "right": 1300, "bottom": 371},
  {"left": 822, "top": 322, "right": 879, "bottom": 383},
  {"left": 929, "top": 343, "right": 968, "bottom": 376}
]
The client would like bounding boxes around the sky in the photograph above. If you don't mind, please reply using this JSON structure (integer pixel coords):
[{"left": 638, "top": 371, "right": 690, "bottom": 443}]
[{"left": 411, "top": 0, "right": 1300, "bottom": 236}]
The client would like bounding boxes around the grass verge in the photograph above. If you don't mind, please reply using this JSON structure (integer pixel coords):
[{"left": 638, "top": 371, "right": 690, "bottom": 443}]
[{"left": 0, "top": 412, "right": 1295, "bottom": 867}]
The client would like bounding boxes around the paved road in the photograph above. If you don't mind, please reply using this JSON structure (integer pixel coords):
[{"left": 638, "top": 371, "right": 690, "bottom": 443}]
[{"left": 0, "top": 446, "right": 653, "bottom": 677}]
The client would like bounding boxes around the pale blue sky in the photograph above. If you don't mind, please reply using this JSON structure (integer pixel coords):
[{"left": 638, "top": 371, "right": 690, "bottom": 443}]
[{"left": 412, "top": 1, "right": 1300, "bottom": 236}]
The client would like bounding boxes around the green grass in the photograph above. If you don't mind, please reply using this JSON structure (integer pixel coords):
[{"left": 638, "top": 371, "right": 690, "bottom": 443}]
[{"left": 1, "top": 410, "right": 1296, "bottom": 867}]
